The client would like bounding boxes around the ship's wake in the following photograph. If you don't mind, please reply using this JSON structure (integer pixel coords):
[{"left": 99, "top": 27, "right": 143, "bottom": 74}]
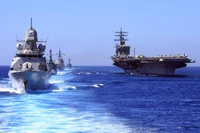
[
  {"left": 57, "top": 71, "right": 67, "bottom": 76},
  {"left": 0, "top": 84, "right": 25, "bottom": 94},
  {"left": 0, "top": 67, "right": 106, "bottom": 94},
  {"left": 0, "top": 78, "right": 24, "bottom": 93}
]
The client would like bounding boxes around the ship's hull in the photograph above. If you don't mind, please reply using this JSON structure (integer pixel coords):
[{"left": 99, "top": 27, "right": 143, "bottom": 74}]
[
  {"left": 47, "top": 63, "right": 57, "bottom": 75},
  {"left": 55, "top": 57, "right": 65, "bottom": 70},
  {"left": 8, "top": 70, "right": 50, "bottom": 91},
  {"left": 67, "top": 64, "right": 72, "bottom": 69},
  {"left": 56, "top": 65, "right": 65, "bottom": 71},
  {"left": 113, "top": 61, "right": 187, "bottom": 75},
  {"left": 49, "top": 69, "right": 57, "bottom": 75}
]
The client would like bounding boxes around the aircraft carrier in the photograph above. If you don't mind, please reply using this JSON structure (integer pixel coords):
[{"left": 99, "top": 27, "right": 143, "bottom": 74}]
[{"left": 111, "top": 28, "right": 195, "bottom": 76}]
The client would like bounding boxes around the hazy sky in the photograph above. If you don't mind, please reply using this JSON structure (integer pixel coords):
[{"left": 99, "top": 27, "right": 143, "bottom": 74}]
[{"left": 0, "top": 0, "right": 199, "bottom": 66}]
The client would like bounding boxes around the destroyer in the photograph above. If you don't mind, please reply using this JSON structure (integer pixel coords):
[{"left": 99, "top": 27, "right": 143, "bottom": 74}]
[
  {"left": 8, "top": 18, "right": 50, "bottom": 91},
  {"left": 111, "top": 28, "right": 195, "bottom": 75},
  {"left": 47, "top": 49, "right": 57, "bottom": 75},
  {"left": 55, "top": 48, "right": 65, "bottom": 70},
  {"left": 67, "top": 58, "right": 72, "bottom": 69}
]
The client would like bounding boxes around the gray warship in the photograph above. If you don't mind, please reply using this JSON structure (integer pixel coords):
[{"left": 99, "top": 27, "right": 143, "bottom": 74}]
[
  {"left": 8, "top": 18, "right": 50, "bottom": 91},
  {"left": 67, "top": 58, "right": 72, "bottom": 69},
  {"left": 47, "top": 49, "right": 57, "bottom": 75},
  {"left": 55, "top": 48, "right": 65, "bottom": 70},
  {"left": 111, "top": 28, "right": 195, "bottom": 75}
]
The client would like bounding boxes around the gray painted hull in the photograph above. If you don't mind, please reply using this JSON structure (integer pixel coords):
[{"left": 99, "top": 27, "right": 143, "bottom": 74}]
[
  {"left": 67, "top": 64, "right": 72, "bottom": 69},
  {"left": 113, "top": 61, "right": 187, "bottom": 75},
  {"left": 123, "top": 63, "right": 175, "bottom": 75},
  {"left": 49, "top": 69, "right": 57, "bottom": 75},
  {"left": 8, "top": 71, "right": 50, "bottom": 91},
  {"left": 57, "top": 65, "right": 65, "bottom": 71}
]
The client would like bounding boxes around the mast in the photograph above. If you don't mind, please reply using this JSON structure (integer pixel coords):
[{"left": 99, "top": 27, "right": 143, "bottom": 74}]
[
  {"left": 57, "top": 48, "right": 65, "bottom": 59},
  {"left": 24, "top": 18, "right": 38, "bottom": 51},
  {"left": 30, "top": 18, "right": 33, "bottom": 30},
  {"left": 114, "top": 28, "right": 129, "bottom": 46},
  {"left": 58, "top": 48, "right": 61, "bottom": 57},
  {"left": 49, "top": 49, "right": 53, "bottom": 62}
]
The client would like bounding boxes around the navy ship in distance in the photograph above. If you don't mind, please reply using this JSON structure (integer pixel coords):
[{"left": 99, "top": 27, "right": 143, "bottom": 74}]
[
  {"left": 8, "top": 18, "right": 50, "bottom": 92},
  {"left": 55, "top": 48, "right": 65, "bottom": 70},
  {"left": 67, "top": 58, "right": 72, "bottom": 69},
  {"left": 47, "top": 49, "right": 57, "bottom": 75},
  {"left": 111, "top": 28, "right": 195, "bottom": 76}
]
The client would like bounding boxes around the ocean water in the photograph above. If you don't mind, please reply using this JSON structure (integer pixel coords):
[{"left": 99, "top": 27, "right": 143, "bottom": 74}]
[{"left": 0, "top": 66, "right": 200, "bottom": 133}]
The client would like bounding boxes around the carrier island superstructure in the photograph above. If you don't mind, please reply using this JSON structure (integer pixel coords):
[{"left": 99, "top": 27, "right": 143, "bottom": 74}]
[
  {"left": 111, "top": 28, "right": 195, "bottom": 75},
  {"left": 8, "top": 18, "right": 50, "bottom": 91}
]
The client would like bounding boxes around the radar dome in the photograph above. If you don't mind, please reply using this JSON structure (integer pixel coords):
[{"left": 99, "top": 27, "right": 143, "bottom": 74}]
[
  {"left": 16, "top": 43, "right": 24, "bottom": 50},
  {"left": 38, "top": 44, "right": 46, "bottom": 51}
]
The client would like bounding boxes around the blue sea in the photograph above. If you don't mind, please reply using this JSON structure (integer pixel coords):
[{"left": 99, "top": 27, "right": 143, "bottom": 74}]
[{"left": 0, "top": 66, "right": 200, "bottom": 133}]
